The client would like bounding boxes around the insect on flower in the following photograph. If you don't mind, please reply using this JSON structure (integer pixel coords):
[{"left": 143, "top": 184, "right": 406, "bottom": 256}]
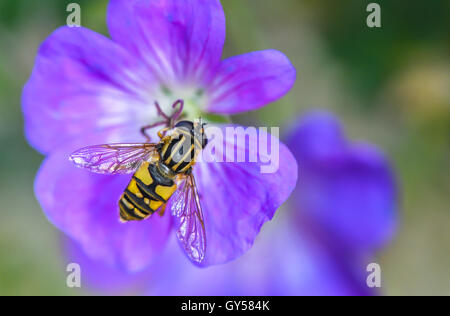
[
  {"left": 24, "top": 0, "right": 299, "bottom": 269},
  {"left": 69, "top": 100, "right": 208, "bottom": 263}
]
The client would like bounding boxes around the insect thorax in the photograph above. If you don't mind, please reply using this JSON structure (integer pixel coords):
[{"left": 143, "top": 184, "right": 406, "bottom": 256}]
[{"left": 159, "top": 125, "right": 201, "bottom": 174}]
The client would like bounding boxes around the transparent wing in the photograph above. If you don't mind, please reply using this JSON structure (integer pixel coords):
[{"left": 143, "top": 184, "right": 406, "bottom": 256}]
[
  {"left": 69, "top": 143, "right": 158, "bottom": 175},
  {"left": 170, "top": 173, "right": 206, "bottom": 263}
]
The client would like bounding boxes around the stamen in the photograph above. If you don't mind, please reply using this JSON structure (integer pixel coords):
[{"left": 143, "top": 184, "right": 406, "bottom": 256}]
[
  {"left": 140, "top": 99, "right": 185, "bottom": 141},
  {"left": 170, "top": 99, "right": 184, "bottom": 123},
  {"left": 154, "top": 101, "right": 169, "bottom": 120}
]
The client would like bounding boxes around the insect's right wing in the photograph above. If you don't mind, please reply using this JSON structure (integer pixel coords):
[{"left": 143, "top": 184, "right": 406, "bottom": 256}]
[
  {"left": 69, "top": 143, "right": 158, "bottom": 175},
  {"left": 170, "top": 173, "right": 206, "bottom": 263}
]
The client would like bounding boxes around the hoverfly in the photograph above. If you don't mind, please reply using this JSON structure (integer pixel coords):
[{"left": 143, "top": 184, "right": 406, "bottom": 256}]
[{"left": 69, "top": 100, "right": 208, "bottom": 263}]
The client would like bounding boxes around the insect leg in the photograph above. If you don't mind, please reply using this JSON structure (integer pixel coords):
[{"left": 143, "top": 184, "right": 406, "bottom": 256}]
[
  {"left": 157, "top": 204, "right": 167, "bottom": 217},
  {"left": 140, "top": 121, "right": 167, "bottom": 142},
  {"left": 157, "top": 127, "right": 171, "bottom": 139}
]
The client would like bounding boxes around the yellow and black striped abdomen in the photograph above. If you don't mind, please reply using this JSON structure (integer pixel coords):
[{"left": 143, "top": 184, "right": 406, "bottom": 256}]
[{"left": 119, "top": 162, "right": 177, "bottom": 222}]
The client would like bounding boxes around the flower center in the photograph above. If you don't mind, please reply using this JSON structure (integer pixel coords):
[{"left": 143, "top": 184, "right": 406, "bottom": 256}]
[
  {"left": 158, "top": 84, "right": 206, "bottom": 121},
  {"left": 139, "top": 84, "right": 230, "bottom": 136}
]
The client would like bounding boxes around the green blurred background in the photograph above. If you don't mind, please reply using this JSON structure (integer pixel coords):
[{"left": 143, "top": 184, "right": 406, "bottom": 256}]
[{"left": 0, "top": 0, "right": 448, "bottom": 295}]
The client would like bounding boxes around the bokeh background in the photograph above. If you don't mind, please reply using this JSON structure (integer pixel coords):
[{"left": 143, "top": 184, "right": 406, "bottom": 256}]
[{"left": 0, "top": 0, "right": 448, "bottom": 295}]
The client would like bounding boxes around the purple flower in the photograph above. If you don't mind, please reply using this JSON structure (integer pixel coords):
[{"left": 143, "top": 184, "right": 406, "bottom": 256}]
[
  {"left": 63, "top": 112, "right": 397, "bottom": 296},
  {"left": 283, "top": 111, "right": 397, "bottom": 295},
  {"left": 285, "top": 111, "right": 397, "bottom": 254},
  {"left": 22, "top": 0, "right": 297, "bottom": 270}
]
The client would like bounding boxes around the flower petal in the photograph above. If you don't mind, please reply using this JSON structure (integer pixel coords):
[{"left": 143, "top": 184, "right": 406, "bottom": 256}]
[
  {"left": 174, "top": 125, "right": 298, "bottom": 266},
  {"left": 286, "top": 112, "right": 397, "bottom": 252},
  {"left": 22, "top": 26, "right": 155, "bottom": 155},
  {"left": 206, "top": 50, "right": 296, "bottom": 114},
  {"left": 64, "top": 238, "right": 153, "bottom": 294},
  {"left": 107, "top": 0, "right": 225, "bottom": 83},
  {"left": 285, "top": 111, "right": 347, "bottom": 163},
  {"left": 36, "top": 141, "right": 172, "bottom": 272},
  {"left": 148, "top": 219, "right": 373, "bottom": 295}
]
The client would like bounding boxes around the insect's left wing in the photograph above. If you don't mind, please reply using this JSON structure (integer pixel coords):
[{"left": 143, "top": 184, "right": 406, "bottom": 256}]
[
  {"left": 69, "top": 143, "right": 158, "bottom": 175},
  {"left": 170, "top": 173, "right": 206, "bottom": 263}
]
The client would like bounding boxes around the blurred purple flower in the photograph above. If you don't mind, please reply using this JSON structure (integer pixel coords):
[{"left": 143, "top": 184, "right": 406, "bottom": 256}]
[
  {"left": 22, "top": 0, "right": 297, "bottom": 270},
  {"left": 285, "top": 111, "right": 397, "bottom": 254},
  {"left": 64, "top": 112, "right": 397, "bottom": 296},
  {"left": 283, "top": 111, "right": 398, "bottom": 295}
]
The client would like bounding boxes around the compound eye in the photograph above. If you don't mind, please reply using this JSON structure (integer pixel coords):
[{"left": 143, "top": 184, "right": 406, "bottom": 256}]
[
  {"left": 201, "top": 134, "right": 208, "bottom": 149},
  {"left": 175, "top": 120, "right": 194, "bottom": 131}
]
